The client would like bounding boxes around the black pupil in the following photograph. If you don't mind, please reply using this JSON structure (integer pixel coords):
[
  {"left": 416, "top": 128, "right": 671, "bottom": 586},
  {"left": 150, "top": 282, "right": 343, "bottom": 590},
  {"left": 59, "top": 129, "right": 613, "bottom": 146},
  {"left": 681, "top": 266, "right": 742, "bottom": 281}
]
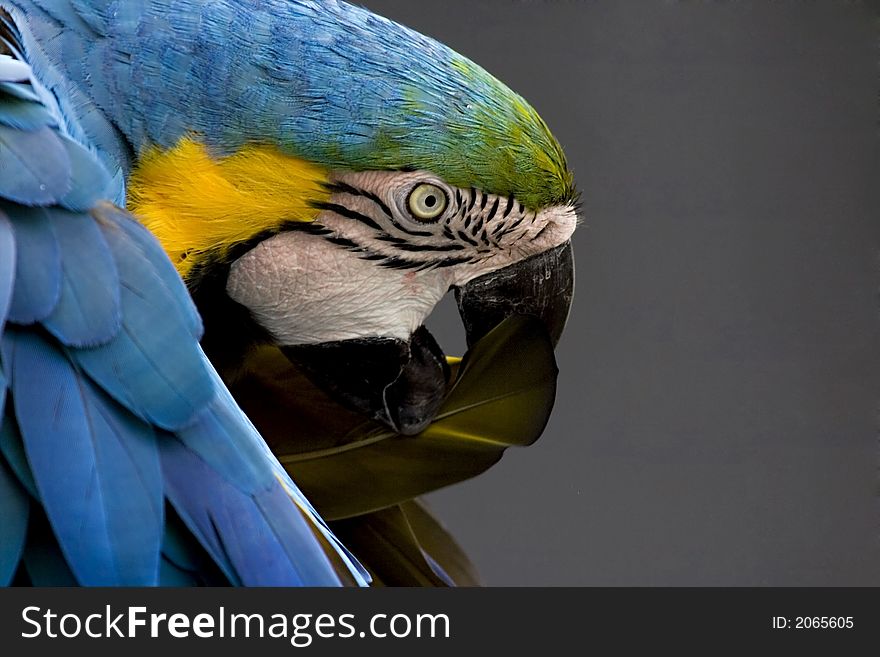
[{"left": 424, "top": 194, "right": 436, "bottom": 208}]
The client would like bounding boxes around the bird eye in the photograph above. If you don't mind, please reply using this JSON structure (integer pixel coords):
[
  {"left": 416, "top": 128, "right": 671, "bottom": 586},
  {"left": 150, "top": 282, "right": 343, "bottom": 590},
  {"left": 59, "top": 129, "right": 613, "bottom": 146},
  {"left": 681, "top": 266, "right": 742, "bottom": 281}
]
[{"left": 407, "top": 183, "right": 448, "bottom": 221}]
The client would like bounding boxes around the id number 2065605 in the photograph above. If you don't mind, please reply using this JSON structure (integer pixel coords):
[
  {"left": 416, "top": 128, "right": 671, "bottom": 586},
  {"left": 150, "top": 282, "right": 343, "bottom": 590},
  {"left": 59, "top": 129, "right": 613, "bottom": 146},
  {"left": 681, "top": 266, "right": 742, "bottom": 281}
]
[{"left": 772, "top": 617, "right": 854, "bottom": 630}]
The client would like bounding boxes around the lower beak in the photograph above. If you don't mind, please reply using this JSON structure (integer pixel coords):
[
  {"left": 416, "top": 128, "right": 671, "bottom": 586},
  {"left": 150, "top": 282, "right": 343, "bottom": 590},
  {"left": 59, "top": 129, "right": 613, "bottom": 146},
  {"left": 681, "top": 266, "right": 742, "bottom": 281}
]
[{"left": 454, "top": 240, "right": 575, "bottom": 347}]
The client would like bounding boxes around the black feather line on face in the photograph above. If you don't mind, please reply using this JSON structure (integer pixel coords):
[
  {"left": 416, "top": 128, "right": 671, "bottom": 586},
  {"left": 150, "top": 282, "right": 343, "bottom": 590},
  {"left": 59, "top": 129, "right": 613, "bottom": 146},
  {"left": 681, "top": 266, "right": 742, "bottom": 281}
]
[
  {"left": 293, "top": 219, "right": 477, "bottom": 270},
  {"left": 309, "top": 200, "right": 384, "bottom": 232},
  {"left": 506, "top": 212, "right": 528, "bottom": 233},
  {"left": 324, "top": 181, "right": 433, "bottom": 237},
  {"left": 391, "top": 242, "right": 467, "bottom": 253},
  {"left": 376, "top": 234, "right": 410, "bottom": 245},
  {"left": 466, "top": 188, "right": 478, "bottom": 212},
  {"left": 502, "top": 195, "right": 514, "bottom": 218},
  {"left": 484, "top": 197, "right": 499, "bottom": 224},
  {"left": 330, "top": 182, "right": 394, "bottom": 219},
  {"left": 456, "top": 230, "right": 479, "bottom": 247},
  {"left": 388, "top": 218, "right": 433, "bottom": 238},
  {"left": 313, "top": 192, "right": 484, "bottom": 266}
]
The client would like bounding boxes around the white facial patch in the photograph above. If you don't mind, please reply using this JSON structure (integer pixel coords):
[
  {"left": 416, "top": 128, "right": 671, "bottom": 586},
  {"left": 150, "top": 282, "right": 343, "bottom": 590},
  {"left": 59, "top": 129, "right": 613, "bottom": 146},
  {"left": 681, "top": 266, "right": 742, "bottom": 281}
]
[
  {"left": 327, "top": 170, "right": 578, "bottom": 286},
  {"left": 226, "top": 229, "right": 454, "bottom": 345},
  {"left": 225, "top": 169, "right": 577, "bottom": 347}
]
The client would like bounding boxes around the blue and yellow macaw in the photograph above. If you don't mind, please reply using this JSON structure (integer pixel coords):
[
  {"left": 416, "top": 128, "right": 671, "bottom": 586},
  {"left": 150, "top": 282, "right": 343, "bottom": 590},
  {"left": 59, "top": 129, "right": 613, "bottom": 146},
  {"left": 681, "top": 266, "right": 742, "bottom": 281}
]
[{"left": 0, "top": 0, "right": 576, "bottom": 586}]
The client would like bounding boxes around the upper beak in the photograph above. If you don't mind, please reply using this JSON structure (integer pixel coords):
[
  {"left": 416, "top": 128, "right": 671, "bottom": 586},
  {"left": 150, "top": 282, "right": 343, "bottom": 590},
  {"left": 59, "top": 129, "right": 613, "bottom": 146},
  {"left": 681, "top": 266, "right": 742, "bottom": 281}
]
[{"left": 454, "top": 240, "right": 575, "bottom": 348}]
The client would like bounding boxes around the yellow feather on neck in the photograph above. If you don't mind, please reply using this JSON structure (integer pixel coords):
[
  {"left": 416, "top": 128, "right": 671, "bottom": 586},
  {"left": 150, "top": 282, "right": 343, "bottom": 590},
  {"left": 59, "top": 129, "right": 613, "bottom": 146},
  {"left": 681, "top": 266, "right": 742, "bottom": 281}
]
[{"left": 127, "top": 137, "right": 330, "bottom": 278}]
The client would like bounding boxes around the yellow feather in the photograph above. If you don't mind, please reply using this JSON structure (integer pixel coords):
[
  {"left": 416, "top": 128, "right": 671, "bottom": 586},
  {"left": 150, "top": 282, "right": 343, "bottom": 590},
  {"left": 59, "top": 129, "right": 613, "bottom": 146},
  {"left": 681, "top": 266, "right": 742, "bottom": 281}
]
[{"left": 127, "top": 137, "right": 330, "bottom": 277}]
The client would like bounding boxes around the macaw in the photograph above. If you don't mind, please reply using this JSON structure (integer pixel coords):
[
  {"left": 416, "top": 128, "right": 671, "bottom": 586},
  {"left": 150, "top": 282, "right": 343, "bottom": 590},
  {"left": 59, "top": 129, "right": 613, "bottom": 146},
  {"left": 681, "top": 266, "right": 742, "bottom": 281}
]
[{"left": 0, "top": 0, "right": 577, "bottom": 586}]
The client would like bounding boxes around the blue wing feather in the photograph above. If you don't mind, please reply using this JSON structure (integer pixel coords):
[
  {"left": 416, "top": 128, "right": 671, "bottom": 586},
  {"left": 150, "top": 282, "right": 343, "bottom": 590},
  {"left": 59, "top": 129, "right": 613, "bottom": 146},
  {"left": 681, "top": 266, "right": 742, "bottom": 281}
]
[
  {"left": 253, "top": 484, "right": 349, "bottom": 585},
  {"left": 198, "top": 360, "right": 371, "bottom": 584},
  {"left": 58, "top": 135, "right": 112, "bottom": 211},
  {"left": 6, "top": 328, "right": 162, "bottom": 585},
  {"left": 72, "top": 209, "right": 212, "bottom": 429},
  {"left": 176, "top": 396, "right": 273, "bottom": 493},
  {"left": 160, "top": 435, "right": 340, "bottom": 586},
  {"left": 110, "top": 208, "right": 202, "bottom": 338},
  {"left": 0, "top": 124, "right": 70, "bottom": 205},
  {"left": 41, "top": 207, "right": 121, "bottom": 347},
  {"left": 208, "top": 490, "right": 307, "bottom": 587},
  {"left": 0, "top": 6, "right": 366, "bottom": 588},
  {"left": 158, "top": 439, "right": 240, "bottom": 584},
  {"left": 6, "top": 205, "right": 62, "bottom": 324}
]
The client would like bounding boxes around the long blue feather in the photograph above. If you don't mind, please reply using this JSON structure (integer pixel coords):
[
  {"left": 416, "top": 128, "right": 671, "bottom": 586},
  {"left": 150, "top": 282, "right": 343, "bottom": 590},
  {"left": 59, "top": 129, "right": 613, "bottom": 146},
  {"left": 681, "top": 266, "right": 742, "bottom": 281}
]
[
  {"left": 0, "top": 124, "right": 70, "bottom": 205},
  {"left": 108, "top": 206, "right": 202, "bottom": 338},
  {"left": 158, "top": 439, "right": 240, "bottom": 585},
  {"left": 202, "top": 357, "right": 370, "bottom": 584},
  {"left": 6, "top": 205, "right": 62, "bottom": 324},
  {"left": 58, "top": 135, "right": 112, "bottom": 211},
  {"left": 72, "top": 209, "right": 214, "bottom": 430},
  {"left": 161, "top": 505, "right": 231, "bottom": 586},
  {"left": 7, "top": 328, "right": 163, "bottom": 585},
  {"left": 160, "top": 435, "right": 340, "bottom": 586},
  {"left": 84, "top": 388, "right": 164, "bottom": 582},
  {"left": 0, "top": 211, "right": 12, "bottom": 420},
  {"left": 41, "top": 207, "right": 121, "bottom": 347},
  {"left": 211, "top": 496, "right": 308, "bottom": 587},
  {"left": 176, "top": 396, "right": 273, "bottom": 494},
  {"left": 253, "top": 483, "right": 349, "bottom": 586}
]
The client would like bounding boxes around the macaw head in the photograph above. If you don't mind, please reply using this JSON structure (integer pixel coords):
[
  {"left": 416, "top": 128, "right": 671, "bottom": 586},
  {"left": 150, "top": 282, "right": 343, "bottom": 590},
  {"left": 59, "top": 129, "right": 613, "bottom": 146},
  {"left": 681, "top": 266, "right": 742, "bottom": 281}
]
[{"left": 125, "top": 1, "right": 577, "bottom": 435}]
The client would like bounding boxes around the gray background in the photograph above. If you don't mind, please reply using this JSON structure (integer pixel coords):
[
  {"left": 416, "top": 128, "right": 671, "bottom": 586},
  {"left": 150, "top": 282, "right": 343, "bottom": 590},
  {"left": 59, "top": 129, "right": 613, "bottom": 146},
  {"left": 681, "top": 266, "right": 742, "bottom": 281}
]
[{"left": 359, "top": 0, "right": 880, "bottom": 585}]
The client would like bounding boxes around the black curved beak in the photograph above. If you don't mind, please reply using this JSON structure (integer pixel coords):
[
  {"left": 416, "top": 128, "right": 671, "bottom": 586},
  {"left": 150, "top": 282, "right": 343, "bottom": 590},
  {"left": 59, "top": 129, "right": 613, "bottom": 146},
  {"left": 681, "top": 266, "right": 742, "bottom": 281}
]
[
  {"left": 281, "top": 241, "right": 573, "bottom": 436},
  {"left": 454, "top": 240, "right": 574, "bottom": 348}
]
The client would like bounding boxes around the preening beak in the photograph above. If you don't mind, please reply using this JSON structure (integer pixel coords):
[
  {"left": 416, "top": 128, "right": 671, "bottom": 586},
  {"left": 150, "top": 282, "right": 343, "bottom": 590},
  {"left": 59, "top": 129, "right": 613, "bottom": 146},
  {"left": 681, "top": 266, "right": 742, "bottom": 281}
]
[
  {"left": 282, "top": 326, "right": 450, "bottom": 436},
  {"left": 455, "top": 240, "right": 574, "bottom": 347},
  {"left": 280, "top": 241, "right": 573, "bottom": 437}
]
